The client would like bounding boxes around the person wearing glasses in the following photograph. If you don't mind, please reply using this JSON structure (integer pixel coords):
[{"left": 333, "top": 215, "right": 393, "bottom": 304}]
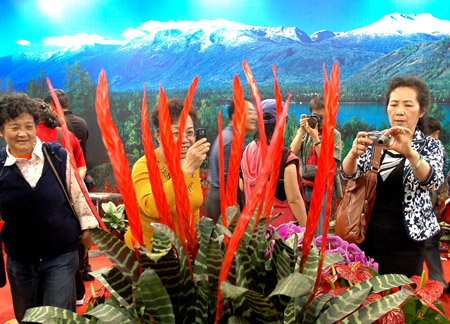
[{"left": 124, "top": 98, "right": 210, "bottom": 250}]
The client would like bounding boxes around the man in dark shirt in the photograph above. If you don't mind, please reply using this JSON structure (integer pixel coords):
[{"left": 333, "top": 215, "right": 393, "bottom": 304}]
[
  {"left": 205, "top": 99, "right": 257, "bottom": 223},
  {"left": 44, "top": 89, "right": 89, "bottom": 158}
]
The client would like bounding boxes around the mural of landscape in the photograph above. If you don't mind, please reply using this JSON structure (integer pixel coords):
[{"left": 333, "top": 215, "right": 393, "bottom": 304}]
[{"left": 1, "top": 1, "right": 449, "bottom": 190}]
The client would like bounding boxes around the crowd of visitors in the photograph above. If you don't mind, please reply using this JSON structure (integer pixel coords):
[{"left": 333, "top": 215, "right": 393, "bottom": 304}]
[{"left": 1, "top": 75, "right": 450, "bottom": 320}]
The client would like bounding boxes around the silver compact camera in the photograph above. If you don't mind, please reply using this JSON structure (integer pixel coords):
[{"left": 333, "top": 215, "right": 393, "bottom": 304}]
[{"left": 366, "top": 131, "right": 391, "bottom": 147}]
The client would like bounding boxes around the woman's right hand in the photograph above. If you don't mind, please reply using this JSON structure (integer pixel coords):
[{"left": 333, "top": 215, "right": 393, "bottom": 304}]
[
  {"left": 351, "top": 131, "right": 372, "bottom": 158},
  {"left": 181, "top": 138, "right": 210, "bottom": 176}
]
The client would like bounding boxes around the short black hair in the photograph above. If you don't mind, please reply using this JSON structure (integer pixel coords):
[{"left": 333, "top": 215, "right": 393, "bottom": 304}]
[
  {"left": 150, "top": 98, "right": 198, "bottom": 129},
  {"left": 43, "top": 89, "right": 69, "bottom": 109},
  {"left": 0, "top": 92, "right": 40, "bottom": 132},
  {"left": 422, "top": 116, "right": 441, "bottom": 136},
  {"left": 227, "top": 98, "right": 253, "bottom": 120}
]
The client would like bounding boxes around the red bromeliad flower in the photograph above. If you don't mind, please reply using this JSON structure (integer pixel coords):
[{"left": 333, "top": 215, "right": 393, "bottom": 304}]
[{"left": 402, "top": 271, "right": 445, "bottom": 317}]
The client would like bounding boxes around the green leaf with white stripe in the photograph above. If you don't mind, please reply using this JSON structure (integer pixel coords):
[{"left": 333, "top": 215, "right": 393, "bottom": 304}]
[
  {"left": 303, "top": 293, "right": 334, "bottom": 324},
  {"left": 367, "top": 273, "right": 413, "bottom": 293},
  {"left": 247, "top": 217, "right": 268, "bottom": 294},
  {"left": 139, "top": 269, "right": 176, "bottom": 324},
  {"left": 221, "top": 281, "right": 280, "bottom": 324},
  {"left": 340, "top": 289, "right": 413, "bottom": 323},
  {"left": 89, "top": 266, "right": 132, "bottom": 307},
  {"left": 269, "top": 272, "right": 313, "bottom": 298},
  {"left": 195, "top": 279, "right": 213, "bottom": 323},
  {"left": 194, "top": 217, "right": 215, "bottom": 277},
  {"left": 85, "top": 303, "right": 139, "bottom": 323},
  {"left": 22, "top": 306, "right": 92, "bottom": 323},
  {"left": 206, "top": 237, "right": 223, "bottom": 301},
  {"left": 90, "top": 228, "right": 141, "bottom": 283},
  {"left": 227, "top": 316, "right": 251, "bottom": 323},
  {"left": 271, "top": 239, "right": 295, "bottom": 280}
]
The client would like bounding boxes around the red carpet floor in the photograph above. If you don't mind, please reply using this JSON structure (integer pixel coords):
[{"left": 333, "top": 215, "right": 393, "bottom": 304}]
[{"left": 1, "top": 252, "right": 450, "bottom": 323}]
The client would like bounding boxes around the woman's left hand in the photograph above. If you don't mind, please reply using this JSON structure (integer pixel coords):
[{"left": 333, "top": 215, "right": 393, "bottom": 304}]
[
  {"left": 384, "top": 126, "right": 414, "bottom": 156},
  {"left": 80, "top": 230, "right": 93, "bottom": 259}
]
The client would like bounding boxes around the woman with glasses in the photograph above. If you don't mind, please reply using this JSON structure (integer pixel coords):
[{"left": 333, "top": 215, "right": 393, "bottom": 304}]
[{"left": 124, "top": 98, "right": 210, "bottom": 250}]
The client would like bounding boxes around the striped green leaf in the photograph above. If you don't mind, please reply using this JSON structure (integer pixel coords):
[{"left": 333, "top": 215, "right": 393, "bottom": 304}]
[
  {"left": 90, "top": 228, "right": 141, "bottom": 283},
  {"left": 134, "top": 287, "right": 152, "bottom": 324},
  {"left": 316, "top": 281, "right": 372, "bottom": 324},
  {"left": 247, "top": 217, "right": 268, "bottom": 293},
  {"left": 235, "top": 241, "right": 253, "bottom": 288},
  {"left": 139, "top": 269, "right": 176, "bottom": 324},
  {"left": 221, "top": 281, "right": 280, "bottom": 324},
  {"left": 241, "top": 206, "right": 258, "bottom": 246},
  {"left": 151, "top": 223, "right": 195, "bottom": 322},
  {"left": 85, "top": 303, "right": 139, "bottom": 323},
  {"left": 195, "top": 279, "right": 213, "bottom": 323},
  {"left": 22, "top": 306, "right": 92, "bottom": 323},
  {"left": 340, "top": 289, "right": 413, "bottom": 323},
  {"left": 89, "top": 267, "right": 132, "bottom": 307},
  {"left": 367, "top": 273, "right": 413, "bottom": 293},
  {"left": 206, "top": 237, "right": 223, "bottom": 297},
  {"left": 269, "top": 272, "right": 313, "bottom": 298},
  {"left": 271, "top": 239, "right": 295, "bottom": 280},
  {"left": 300, "top": 243, "right": 320, "bottom": 279},
  {"left": 303, "top": 293, "right": 334, "bottom": 324},
  {"left": 194, "top": 217, "right": 215, "bottom": 277},
  {"left": 227, "top": 316, "right": 251, "bottom": 323}
]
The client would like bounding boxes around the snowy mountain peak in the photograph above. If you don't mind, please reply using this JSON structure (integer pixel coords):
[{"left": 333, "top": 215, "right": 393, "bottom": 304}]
[{"left": 347, "top": 13, "right": 450, "bottom": 36}]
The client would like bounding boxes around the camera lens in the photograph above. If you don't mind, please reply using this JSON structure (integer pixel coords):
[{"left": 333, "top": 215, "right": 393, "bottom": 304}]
[{"left": 308, "top": 117, "right": 317, "bottom": 128}]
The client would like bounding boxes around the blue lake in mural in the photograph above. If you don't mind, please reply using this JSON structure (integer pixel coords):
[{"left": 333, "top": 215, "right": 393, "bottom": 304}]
[{"left": 288, "top": 102, "right": 450, "bottom": 129}]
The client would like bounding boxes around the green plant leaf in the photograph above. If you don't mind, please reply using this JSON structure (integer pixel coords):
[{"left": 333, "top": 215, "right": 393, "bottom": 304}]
[
  {"left": 300, "top": 243, "right": 320, "bottom": 279},
  {"left": 206, "top": 237, "right": 223, "bottom": 302},
  {"left": 316, "top": 281, "right": 372, "bottom": 324},
  {"left": 85, "top": 303, "right": 139, "bottom": 323},
  {"left": 247, "top": 217, "right": 268, "bottom": 294},
  {"left": 303, "top": 293, "right": 334, "bottom": 324},
  {"left": 139, "top": 269, "right": 176, "bottom": 324},
  {"left": 195, "top": 279, "right": 214, "bottom": 323},
  {"left": 340, "top": 289, "right": 413, "bottom": 323},
  {"left": 90, "top": 228, "right": 141, "bottom": 283},
  {"left": 271, "top": 238, "right": 295, "bottom": 280},
  {"left": 89, "top": 267, "right": 132, "bottom": 307},
  {"left": 151, "top": 223, "right": 195, "bottom": 322},
  {"left": 227, "top": 316, "right": 251, "bottom": 323},
  {"left": 367, "top": 273, "right": 413, "bottom": 293},
  {"left": 22, "top": 306, "right": 92, "bottom": 323},
  {"left": 269, "top": 272, "right": 313, "bottom": 298},
  {"left": 194, "top": 217, "right": 215, "bottom": 277},
  {"left": 221, "top": 281, "right": 280, "bottom": 324}
]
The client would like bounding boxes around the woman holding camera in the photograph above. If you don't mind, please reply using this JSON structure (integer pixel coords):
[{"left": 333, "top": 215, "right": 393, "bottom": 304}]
[
  {"left": 341, "top": 77, "right": 444, "bottom": 277},
  {"left": 124, "top": 98, "right": 209, "bottom": 251}
]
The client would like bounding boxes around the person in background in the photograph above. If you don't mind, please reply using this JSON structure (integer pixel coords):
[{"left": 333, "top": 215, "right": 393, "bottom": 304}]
[
  {"left": 0, "top": 92, "right": 98, "bottom": 321},
  {"left": 43, "top": 90, "right": 89, "bottom": 159},
  {"left": 422, "top": 116, "right": 448, "bottom": 290},
  {"left": 124, "top": 98, "right": 210, "bottom": 250},
  {"left": 35, "top": 98, "right": 87, "bottom": 179},
  {"left": 205, "top": 99, "right": 257, "bottom": 223},
  {"left": 290, "top": 95, "right": 342, "bottom": 236},
  {"left": 240, "top": 99, "right": 307, "bottom": 227},
  {"left": 341, "top": 76, "right": 444, "bottom": 277}
]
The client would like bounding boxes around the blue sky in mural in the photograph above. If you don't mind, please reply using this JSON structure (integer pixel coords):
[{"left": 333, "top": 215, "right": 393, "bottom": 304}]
[{"left": 1, "top": 0, "right": 450, "bottom": 57}]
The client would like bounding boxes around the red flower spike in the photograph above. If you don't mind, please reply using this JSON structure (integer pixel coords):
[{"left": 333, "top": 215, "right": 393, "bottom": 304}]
[
  {"left": 242, "top": 60, "right": 267, "bottom": 161},
  {"left": 225, "top": 75, "right": 247, "bottom": 208},
  {"left": 157, "top": 84, "right": 197, "bottom": 260},
  {"left": 141, "top": 84, "right": 175, "bottom": 233},
  {"left": 94, "top": 70, "right": 143, "bottom": 244},
  {"left": 403, "top": 274, "right": 445, "bottom": 317},
  {"left": 300, "top": 62, "right": 340, "bottom": 273},
  {"left": 217, "top": 112, "right": 227, "bottom": 227},
  {"left": 215, "top": 87, "right": 291, "bottom": 323},
  {"left": 46, "top": 79, "right": 108, "bottom": 231}
]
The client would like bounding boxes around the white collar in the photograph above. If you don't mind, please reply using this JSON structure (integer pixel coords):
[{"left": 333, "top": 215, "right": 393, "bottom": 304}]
[{"left": 4, "top": 138, "right": 44, "bottom": 166}]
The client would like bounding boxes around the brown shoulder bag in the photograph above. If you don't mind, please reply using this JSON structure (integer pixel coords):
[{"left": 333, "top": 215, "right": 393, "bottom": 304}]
[{"left": 335, "top": 147, "right": 381, "bottom": 244}]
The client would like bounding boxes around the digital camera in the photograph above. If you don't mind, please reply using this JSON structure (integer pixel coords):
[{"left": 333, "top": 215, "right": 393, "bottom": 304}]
[
  {"left": 366, "top": 131, "right": 391, "bottom": 147},
  {"left": 307, "top": 114, "right": 323, "bottom": 128}
]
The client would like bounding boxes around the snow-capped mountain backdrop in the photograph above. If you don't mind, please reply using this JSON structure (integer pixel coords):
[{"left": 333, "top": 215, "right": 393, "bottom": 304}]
[{"left": 1, "top": 13, "right": 450, "bottom": 91}]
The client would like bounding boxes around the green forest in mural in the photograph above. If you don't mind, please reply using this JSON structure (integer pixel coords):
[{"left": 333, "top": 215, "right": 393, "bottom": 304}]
[{"left": 1, "top": 61, "right": 449, "bottom": 191}]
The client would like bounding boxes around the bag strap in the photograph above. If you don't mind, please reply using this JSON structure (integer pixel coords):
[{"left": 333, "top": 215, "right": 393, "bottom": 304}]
[
  {"left": 56, "top": 127, "right": 62, "bottom": 143},
  {"left": 372, "top": 147, "right": 382, "bottom": 171},
  {"left": 42, "top": 143, "right": 80, "bottom": 228}
]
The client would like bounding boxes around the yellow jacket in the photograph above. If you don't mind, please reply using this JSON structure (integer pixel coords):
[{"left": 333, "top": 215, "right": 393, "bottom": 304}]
[{"left": 124, "top": 151, "right": 203, "bottom": 250}]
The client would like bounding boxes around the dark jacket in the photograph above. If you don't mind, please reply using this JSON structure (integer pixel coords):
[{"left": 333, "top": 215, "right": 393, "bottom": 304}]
[{"left": 0, "top": 143, "right": 81, "bottom": 263}]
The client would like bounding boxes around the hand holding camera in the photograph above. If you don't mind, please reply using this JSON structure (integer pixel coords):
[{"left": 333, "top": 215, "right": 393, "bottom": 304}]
[{"left": 364, "top": 131, "right": 391, "bottom": 147}]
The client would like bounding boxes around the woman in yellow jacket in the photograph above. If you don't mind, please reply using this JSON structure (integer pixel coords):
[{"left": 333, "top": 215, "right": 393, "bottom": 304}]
[{"left": 125, "top": 98, "right": 210, "bottom": 250}]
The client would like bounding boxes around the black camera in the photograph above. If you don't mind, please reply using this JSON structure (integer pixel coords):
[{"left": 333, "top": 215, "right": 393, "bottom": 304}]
[
  {"left": 366, "top": 131, "right": 391, "bottom": 147},
  {"left": 195, "top": 128, "right": 207, "bottom": 141},
  {"left": 307, "top": 114, "right": 323, "bottom": 128}
]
